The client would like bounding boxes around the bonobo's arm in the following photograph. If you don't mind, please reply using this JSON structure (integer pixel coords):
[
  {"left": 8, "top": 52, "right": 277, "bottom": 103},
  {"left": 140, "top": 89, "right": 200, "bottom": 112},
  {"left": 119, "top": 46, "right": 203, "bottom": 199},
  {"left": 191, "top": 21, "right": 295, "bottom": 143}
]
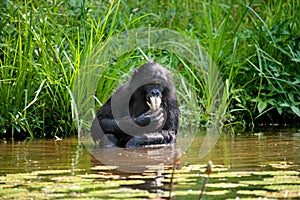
[
  {"left": 133, "top": 108, "right": 165, "bottom": 128},
  {"left": 125, "top": 113, "right": 178, "bottom": 147},
  {"left": 126, "top": 94, "right": 179, "bottom": 148},
  {"left": 98, "top": 107, "right": 164, "bottom": 134},
  {"left": 95, "top": 109, "right": 165, "bottom": 147}
]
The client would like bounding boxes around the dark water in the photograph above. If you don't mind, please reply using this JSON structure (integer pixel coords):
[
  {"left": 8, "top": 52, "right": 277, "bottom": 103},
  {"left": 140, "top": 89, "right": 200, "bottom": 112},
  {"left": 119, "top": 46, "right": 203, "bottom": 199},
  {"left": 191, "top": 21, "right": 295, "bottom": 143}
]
[{"left": 0, "top": 129, "right": 300, "bottom": 199}]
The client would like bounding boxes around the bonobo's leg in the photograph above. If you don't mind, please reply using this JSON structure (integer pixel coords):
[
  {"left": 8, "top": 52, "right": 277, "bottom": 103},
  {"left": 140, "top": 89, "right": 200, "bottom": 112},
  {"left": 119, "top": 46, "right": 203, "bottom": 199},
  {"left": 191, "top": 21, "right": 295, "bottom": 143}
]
[
  {"left": 99, "top": 118, "right": 122, "bottom": 133},
  {"left": 91, "top": 117, "right": 120, "bottom": 144},
  {"left": 126, "top": 130, "right": 177, "bottom": 148},
  {"left": 99, "top": 108, "right": 164, "bottom": 133},
  {"left": 99, "top": 134, "right": 118, "bottom": 148},
  {"left": 92, "top": 108, "right": 165, "bottom": 146}
]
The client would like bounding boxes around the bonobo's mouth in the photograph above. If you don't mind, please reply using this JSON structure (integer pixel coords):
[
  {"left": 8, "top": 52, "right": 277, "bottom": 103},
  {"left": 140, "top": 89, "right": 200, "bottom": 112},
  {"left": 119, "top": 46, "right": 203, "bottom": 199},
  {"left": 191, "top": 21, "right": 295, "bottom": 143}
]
[{"left": 146, "top": 96, "right": 162, "bottom": 112}]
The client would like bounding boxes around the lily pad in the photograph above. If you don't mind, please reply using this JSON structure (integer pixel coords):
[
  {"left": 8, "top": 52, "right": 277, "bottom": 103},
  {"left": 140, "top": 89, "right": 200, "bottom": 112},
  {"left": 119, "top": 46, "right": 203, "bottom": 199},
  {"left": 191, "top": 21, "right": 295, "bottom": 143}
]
[
  {"left": 269, "top": 161, "right": 296, "bottom": 169},
  {"left": 107, "top": 188, "right": 154, "bottom": 198},
  {"left": 114, "top": 179, "right": 145, "bottom": 185},
  {"left": 253, "top": 170, "right": 299, "bottom": 176},
  {"left": 0, "top": 184, "right": 14, "bottom": 189},
  {"left": 264, "top": 184, "right": 300, "bottom": 191},
  {"left": 174, "top": 189, "right": 201, "bottom": 196},
  {"left": 91, "top": 165, "right": 119, "bottom": 171},
  {"left": 128, "top": 174, "right": 158, "bottom": 179},
  {"left": 239, "top": 180, "right": 272, "bottom": 186},
  {"left": 210, "top": 171, "right": 252, "bottom": 178},
  {"left": 51, "top": 175, "right": 93, "bottom": 183},
  {"left": 265, "top": 175, "right": 300, "bottom": 184},
  {"left": 179, "top": 164, "right": 228, "bottom": 173},
  {"left": 205, "top": 190, "right": 229, "bottom": 195},
  {"left": 206, "top": 182, "right": 248, "bottom": 188},
  {"left": 32, "top": 169, "right": 72, "bottom": 175},
  {"left": 0, "top": 188, "right": 28, "bottom": 195},
  {"left": 80, "top": 173, "right": 120, "bottom": 179},
  {"left": 236, "top": 189, "right": 267, "bottom": 196},
  {"left": 6, "top": 173, "right": 37, "bottom": 180},
  {"left": 86, "top": 188, "right": 157, "bottom": 199}
]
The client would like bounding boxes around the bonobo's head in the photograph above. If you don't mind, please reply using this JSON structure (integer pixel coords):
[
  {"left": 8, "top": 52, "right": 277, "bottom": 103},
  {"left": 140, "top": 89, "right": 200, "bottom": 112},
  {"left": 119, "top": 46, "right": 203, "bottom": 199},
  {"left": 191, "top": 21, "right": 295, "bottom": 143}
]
[
  {"left": 130, "top": 61, "right": 171, "bottom": 86},
  {"left": 130, "top": 61, "right": 172, "bottom": 112}
]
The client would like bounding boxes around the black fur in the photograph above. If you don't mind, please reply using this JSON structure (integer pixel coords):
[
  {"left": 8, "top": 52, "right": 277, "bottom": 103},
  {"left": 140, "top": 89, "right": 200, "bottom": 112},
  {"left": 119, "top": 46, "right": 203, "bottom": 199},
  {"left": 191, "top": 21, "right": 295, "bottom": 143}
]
[{"left": 91, "top": 62, "right": 179, "bottom": 147}]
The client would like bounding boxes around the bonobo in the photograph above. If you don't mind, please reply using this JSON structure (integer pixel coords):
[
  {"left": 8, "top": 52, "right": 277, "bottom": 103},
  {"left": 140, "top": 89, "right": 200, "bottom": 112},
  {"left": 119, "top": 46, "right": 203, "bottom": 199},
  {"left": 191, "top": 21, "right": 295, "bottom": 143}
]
[{"left": 91, "top": 61, "right": 179, "bottom": 148}]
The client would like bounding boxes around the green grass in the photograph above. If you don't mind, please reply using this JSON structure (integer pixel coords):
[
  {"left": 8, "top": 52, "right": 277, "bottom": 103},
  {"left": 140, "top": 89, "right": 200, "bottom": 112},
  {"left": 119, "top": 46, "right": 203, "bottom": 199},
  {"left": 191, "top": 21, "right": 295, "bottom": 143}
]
[{"left": 0, "top": 0, "right": 299, "bottom": 139}]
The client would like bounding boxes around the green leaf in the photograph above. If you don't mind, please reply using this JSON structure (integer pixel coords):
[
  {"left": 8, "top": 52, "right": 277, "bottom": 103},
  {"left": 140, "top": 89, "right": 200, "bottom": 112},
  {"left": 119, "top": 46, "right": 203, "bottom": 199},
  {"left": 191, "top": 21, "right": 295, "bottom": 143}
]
[
  {"left": 288, "top": 93, "right": 295, "bottom": 102},
  {"left": 276, "top": 107, "right": 283, "bottom": 115},
  {"left": 279, "top": 102, "right": 290, "bottom": 107},
  {"left": 258, "top": 101, "right": 267, "bottom": 113},
  {"left": 13, "top": 124, "right": 21, "bottom": 133},
  {"left": 291, "top": 106, "right": 300, "bottom": 117}
]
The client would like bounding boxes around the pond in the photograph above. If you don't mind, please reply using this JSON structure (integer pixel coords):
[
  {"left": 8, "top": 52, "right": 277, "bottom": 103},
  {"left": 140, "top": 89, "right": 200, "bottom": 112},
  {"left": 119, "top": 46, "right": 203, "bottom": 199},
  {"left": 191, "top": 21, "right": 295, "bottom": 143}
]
[{"left": 0, "top": 129, "right": 299, "bottom": 199}]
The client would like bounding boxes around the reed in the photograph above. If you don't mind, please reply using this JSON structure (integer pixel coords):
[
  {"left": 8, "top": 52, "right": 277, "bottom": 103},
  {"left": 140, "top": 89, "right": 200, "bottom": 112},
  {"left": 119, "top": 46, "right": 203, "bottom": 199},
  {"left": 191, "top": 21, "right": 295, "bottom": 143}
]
[{"left": 1, "top": 0, "right": 299, "bottom": 138}]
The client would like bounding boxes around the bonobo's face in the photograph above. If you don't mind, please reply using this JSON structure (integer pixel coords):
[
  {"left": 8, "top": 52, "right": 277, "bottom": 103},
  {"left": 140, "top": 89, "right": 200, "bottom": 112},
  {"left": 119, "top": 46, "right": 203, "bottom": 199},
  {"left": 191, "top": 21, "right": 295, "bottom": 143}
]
[
  {"left": 146, "top": 84, "right": 163, "bottom": 99},
  {"left": 145, "top": 84, "right": 164, "bottom": 112}
]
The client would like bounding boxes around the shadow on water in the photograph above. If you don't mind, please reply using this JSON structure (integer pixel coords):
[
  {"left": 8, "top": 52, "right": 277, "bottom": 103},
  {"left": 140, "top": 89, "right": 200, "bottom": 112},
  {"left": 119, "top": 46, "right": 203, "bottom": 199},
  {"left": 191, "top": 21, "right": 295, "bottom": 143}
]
[{"left": 0, "top": 128, "right": 300, "bottom": 199}]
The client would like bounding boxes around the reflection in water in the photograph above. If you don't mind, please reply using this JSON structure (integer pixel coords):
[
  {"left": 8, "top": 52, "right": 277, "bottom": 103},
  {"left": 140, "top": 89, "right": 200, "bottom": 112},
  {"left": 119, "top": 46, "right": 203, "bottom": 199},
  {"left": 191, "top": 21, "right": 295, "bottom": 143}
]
[
  {"left": 90, "top": 145, "right": 181, "bottom": 196},
  {"left": 91, "top": 145, "right": 181, "bottom": 173}
]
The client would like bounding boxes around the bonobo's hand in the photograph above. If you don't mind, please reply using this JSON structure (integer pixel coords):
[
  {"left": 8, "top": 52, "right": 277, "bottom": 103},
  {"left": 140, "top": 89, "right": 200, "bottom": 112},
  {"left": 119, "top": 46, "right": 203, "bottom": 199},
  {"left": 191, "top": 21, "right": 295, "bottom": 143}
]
[{"left": 134, "top": 108, "right": 165, "bottom": 129}]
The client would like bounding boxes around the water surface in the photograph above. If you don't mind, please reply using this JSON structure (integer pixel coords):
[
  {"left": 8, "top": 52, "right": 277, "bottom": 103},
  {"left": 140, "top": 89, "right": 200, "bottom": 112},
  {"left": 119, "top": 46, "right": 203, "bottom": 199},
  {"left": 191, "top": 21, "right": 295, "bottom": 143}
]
[{"left": 0, "top": 129, "right": 299, "bottom": 199}]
